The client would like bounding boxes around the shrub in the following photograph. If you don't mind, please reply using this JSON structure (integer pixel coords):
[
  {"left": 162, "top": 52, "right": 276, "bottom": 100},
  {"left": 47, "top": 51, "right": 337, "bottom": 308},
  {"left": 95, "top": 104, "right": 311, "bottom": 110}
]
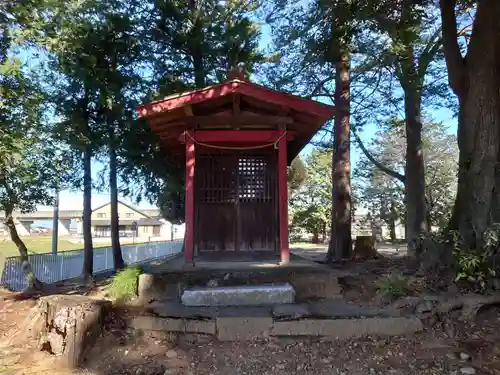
[
  {"left": 108, "top": 266, "right": 144, "bottom": 301},
  {"left": 377, "top": 273, "right": 413, "bottom": 299}
]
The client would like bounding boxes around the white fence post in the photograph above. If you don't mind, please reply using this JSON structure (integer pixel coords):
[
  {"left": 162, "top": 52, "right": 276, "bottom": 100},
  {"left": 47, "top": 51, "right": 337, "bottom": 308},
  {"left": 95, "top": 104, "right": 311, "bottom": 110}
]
[{"left": 60, "top": 255, "right": 64, "bottom": 280}]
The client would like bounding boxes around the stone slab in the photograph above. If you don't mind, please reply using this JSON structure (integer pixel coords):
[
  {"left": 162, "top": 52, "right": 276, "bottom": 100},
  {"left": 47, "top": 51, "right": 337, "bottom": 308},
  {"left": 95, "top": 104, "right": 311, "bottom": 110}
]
[
  {"left": 185, "top": 320, "right": 216, "bottom": 335},
  {"left": 137, "top": 273, "right": 180, "bottom": 302},
  {"left": 308, "top": 300, "right": 401, "bottom": 318},
  {"left": 147, "top": 301, "right": 219, "bottom": 319},
  {"left": 270, "top": 317, "right": 423, "bottom": 340},
  {"left": 272, "top": 304, "right": 311, "bottom": 320},
  {"left": 290, "top": 272, "right": 341, "bottom": 299},
  {"left": 129, "top": 316, "right": 216, "bottom": 335},
  {"left": 148, "top": 301, "right": 272, "bottom": 319},
  {"left": 216, "top": 316, "right": 273, "bottom": 341},
  {"left": 129, "top": 316, "right": 184, "bottom": 332},
  {"left": 181, "top": 283, "right": 295, "bottom": 307}
]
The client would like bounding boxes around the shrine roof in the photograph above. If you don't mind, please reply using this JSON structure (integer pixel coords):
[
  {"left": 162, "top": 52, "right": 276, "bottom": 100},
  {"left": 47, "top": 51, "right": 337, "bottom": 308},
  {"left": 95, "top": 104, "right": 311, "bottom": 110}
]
[{"left": 136, "top": 76, "right": 335, "bottom": 163}]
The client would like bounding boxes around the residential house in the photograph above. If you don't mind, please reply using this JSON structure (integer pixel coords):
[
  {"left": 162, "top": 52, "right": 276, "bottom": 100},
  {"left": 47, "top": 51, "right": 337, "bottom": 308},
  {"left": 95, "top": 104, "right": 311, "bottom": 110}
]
[{"left": 89, "top": 201, "right": 163, "bottom": 238}]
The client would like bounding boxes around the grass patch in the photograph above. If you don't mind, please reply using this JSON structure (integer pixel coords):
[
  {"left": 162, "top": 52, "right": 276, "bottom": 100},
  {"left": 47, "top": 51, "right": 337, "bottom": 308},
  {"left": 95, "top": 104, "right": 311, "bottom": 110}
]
[
  {"left": 377, "top": 273, "right": 413, "bottom": 299},
  {"left": 108, "top": 266, "right": 144, "bottom": 301}
]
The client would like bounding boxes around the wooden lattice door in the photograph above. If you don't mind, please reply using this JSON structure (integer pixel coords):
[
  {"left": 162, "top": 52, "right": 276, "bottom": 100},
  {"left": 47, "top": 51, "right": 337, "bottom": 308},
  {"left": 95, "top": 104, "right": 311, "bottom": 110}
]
[{"left": 195, "top": 148, "right": 278, "bottom": 254}]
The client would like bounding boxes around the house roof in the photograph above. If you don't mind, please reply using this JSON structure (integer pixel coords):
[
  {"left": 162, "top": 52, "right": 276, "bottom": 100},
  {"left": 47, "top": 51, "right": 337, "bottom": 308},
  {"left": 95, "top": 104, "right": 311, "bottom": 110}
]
[
  {"left": 92, "top": 200, "right": 154, "bottom": 220},
  {"left": 136, "top": 77, "right": 335, "bottom": 164},
  {"left": 92, "top": 218, "right": 163, "bottom": 226}
]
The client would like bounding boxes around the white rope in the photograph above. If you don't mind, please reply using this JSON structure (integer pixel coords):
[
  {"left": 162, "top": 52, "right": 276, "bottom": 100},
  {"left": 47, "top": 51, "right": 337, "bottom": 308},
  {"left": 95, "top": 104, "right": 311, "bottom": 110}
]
[{"left": 184, "top": 131, "right": 287, "bottom": 151}]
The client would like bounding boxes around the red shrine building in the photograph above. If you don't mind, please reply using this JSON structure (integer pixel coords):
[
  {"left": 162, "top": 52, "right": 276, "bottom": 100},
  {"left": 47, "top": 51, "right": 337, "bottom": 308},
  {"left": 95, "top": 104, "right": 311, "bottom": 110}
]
[{"left": 137, "top": 72, "right": 335, "bottom": 265}]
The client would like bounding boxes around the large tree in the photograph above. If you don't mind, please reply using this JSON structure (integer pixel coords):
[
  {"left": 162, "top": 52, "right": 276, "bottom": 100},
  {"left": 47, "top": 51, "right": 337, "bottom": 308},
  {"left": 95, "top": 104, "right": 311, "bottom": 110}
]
[
  {"left": 0, "top": 52, "right": 57, "bottom": 289},
  {"left": 364, "top": 0, "right": 448, "bottom": 251},
  {"left": 290, "top": 149, "right": 333, "bottom": 243},
  {"left": 355, "top": 120, "right": 458, "bottom": 239},
  {"left": 42, "top": 0, "right": 110, "bottom": 279},
  {"left": 90, "top": 1, "right": 144, "bottom": 270},
  {"left": 439, "top": 0, "right": 500, "bottom": 249}
]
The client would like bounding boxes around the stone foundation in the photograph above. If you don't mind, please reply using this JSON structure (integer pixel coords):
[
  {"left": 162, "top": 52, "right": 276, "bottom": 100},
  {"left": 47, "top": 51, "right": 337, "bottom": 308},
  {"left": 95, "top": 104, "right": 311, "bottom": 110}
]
[
  {"left": 127, "top": 300, "right": 422, "bottom": 342},
  {"left": 137, "top": 269, "right": 342, "bottom": 303}
]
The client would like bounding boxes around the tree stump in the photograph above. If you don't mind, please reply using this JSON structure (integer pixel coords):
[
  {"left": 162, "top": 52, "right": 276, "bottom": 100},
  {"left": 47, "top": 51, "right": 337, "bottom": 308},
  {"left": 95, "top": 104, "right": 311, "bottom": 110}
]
[
  {"left": 352, "top": 236, "right": 378, "bottom": 260},
  {"left": 33, "top": 295, "right": 111, "bottom": 368}
]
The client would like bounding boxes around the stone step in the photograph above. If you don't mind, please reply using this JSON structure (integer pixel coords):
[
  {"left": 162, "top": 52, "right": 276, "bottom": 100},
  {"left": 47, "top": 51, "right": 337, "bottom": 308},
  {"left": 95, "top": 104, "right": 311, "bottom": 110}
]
[
  {"left": 127, "top": 314, "right": 423, "bottom": 342},
  {"left": 181, "top": 283, "right": 295, "bottom": 307}
]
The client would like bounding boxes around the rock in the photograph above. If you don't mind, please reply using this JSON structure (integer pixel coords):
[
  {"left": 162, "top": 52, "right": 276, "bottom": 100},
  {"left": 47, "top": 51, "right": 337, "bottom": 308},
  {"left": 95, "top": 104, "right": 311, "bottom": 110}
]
[
  {"left": 416, "top": 300, "right": 434, "bottom": 314},
  {"left": 459, "top": 367, "right": 476, "bottom": 375},
  {"left": 460, "top": 352, "right": 471, "bottom": 361},
  {"left": 291, "top": 272, "right": 341, "bottom": 299},
  {"left": 461, "top": 295, "right": 500, "bottom": 320},
  {"left": 138, "top": 274, "right": 155, "bottom": 301},
  {"left": 390, "top": 297, "right": 421, "bottom": 311},
  {"left": 437, "top": 299, "right": 464, "bottom": 314},
  {"left": 206, "top": 279, "right": 219, "bottom": 288},
  {"left": 166, "top": 350, "right": 177, "bottom": 359},
  {"left": 446, "top": 353, "right": 457, "bottom": 360}
]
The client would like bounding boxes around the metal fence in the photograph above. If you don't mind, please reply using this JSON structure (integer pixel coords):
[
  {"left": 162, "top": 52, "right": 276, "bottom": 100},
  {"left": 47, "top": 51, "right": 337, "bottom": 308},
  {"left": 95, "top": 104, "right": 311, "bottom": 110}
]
[{"left": 1, "top": 239, "right": 183, "bottom": 292}]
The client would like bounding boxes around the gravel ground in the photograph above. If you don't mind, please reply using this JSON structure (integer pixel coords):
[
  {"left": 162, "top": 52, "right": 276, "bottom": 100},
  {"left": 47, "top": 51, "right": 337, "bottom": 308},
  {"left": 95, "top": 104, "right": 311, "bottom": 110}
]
[{"left": 80, "top": 322, "right": 500, "bottom": 375}]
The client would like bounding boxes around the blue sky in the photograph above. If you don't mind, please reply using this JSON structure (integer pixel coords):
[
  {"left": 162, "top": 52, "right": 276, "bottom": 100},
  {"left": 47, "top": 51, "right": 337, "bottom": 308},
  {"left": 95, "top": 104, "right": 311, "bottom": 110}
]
[{"left": 38, "top": 14, "right": 458, "bottom": 212}]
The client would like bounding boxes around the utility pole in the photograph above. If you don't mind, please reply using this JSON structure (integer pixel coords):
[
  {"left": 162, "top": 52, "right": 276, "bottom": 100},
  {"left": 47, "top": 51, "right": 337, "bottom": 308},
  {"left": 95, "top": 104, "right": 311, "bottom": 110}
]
[{"left": 52, "top": 190, "right": 60, "bottom": 255}]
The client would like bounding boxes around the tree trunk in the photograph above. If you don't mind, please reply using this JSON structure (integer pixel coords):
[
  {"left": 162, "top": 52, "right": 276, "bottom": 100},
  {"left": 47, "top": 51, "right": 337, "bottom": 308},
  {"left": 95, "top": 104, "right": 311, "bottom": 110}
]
[
  {"left": 389, "top": 218, "right": 397, "bottom": 242},
  {"left": 35, "top": 295, "right": 111, "bottom": 368},
  {"left": 82, "top": 147, "right": 93, "bottom": 279},
  {"left": 5, "top": 211, "right": 42, "bottom": 290},
  {"left": 52, "top": 190, "right": 59, "bottom": 255},
  {"left": 440, "top": 0, "right": 500, "bottom": 249},
  {"left": 189, "top": 0, "right": 205, "bottom": 88},
  {"left": 326, "top": 52, "right": 352, "bottom": 262},
  {"left": 312, "top": 228, "right": 319, "bottom": 244},
  {"left": 403, "top": 74, "right": 427, "bottom": 255},
  {"left": 109, "top": 141, "right": 124, "bottom": 270}
]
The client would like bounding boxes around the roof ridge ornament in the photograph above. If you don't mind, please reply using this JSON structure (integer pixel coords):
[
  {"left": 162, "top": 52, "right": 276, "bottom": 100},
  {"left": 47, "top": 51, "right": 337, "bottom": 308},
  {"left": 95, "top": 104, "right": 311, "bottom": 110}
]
[{"left": 227, "top": 62, "right": 248, "bottom": 81}]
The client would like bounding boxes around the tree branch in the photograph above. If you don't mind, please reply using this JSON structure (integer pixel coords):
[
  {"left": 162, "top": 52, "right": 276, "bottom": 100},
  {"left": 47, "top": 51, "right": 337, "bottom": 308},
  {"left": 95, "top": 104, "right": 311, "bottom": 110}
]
[
  {"left": 439, "top": 0, "right": 467, "bottom": 95},
  {"left": 352, "top": 127, "right": 405, "bottom": 183},
  {"left": 418, "top": 27, "right": 442, "bottom": 79}
]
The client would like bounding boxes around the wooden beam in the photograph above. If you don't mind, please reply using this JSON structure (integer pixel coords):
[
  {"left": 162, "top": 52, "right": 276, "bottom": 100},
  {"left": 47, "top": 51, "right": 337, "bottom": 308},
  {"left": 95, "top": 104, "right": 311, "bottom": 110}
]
[
  {"left": 163, "top": 113, "right": 293, "bottom": 128},
  {"left": 277, "top": 130, "right": 290, "bottom": 264},
  {"left": 232, "top": 94, "right": 241, "bottom": 129},
  {"left": 184, "top": 105, "right": 194, "bottom": 116},
  {"left": 184, "top": 137, "right": 195, "bottom": 264},
  {"left": 178, "top": 130, "right": 296, "bottom": 144}
]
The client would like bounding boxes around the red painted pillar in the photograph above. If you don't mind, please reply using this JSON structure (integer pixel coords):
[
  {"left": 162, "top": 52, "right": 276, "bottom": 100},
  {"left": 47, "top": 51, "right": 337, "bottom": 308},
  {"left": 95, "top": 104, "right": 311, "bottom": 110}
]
[
  {"left": 278, "top": 131, "right": 290, "bottom": 264},
  {"left": 185, "top": 133, "right": 195, "bottom": 264}
]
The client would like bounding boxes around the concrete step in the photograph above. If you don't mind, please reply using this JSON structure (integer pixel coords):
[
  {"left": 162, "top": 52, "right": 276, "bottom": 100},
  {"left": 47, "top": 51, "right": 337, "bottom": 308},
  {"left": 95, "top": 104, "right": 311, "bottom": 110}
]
[{"left": 181, "top": 283, "right": 295, "bottom": 307}]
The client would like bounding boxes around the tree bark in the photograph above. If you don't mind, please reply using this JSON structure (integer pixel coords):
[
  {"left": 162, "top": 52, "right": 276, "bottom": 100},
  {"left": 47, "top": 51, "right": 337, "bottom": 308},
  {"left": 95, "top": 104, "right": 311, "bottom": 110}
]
[
  {"left": 109, "top": 139, "right": 124, "bottom": 270},
  {"left": 389, "top": 218, "right": 396, "bottom": 242},
  {"left": 440, "top": 0, "right": 500, "bottom": 249},
  {"left": 82, "top": 146, "right": 93, "bottom": 279},
  {"left": 5, "top": 210, "right": 42, "bottom": 290},
  {"left": 35, "top": 295, "right": 111, "bottom": 368},
  {"left": 326, "top": 52, "right": 352, "bottom": 262},
  {"left": 189, "top": 0, "right": 205, "bottom": 88},
  {"left": 402, "top": 53, "right": 428, "bottom": 254},
  {"left": 51, "top": 190, "right": 59, "bottom": 255}
]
